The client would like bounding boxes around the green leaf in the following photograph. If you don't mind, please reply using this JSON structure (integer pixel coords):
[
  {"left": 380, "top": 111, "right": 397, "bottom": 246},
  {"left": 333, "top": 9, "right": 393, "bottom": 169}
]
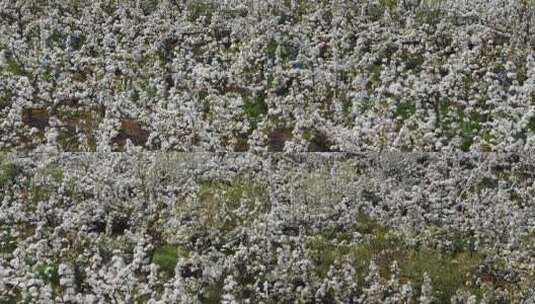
[{"left": 242, "top": 93, "right": 268, "bottom": 130}]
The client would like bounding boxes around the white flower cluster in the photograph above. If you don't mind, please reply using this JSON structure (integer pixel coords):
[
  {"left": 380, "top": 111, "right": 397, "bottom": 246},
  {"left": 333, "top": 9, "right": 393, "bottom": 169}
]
[
  {"left": 1, "top": 0, "right": 535, "bottom": 152},
  {"left": 1, "top": 152, "right": 535, "bottom": 302},
  {"left": 2, "top": 0, "right": 535, "bottom": 302}
]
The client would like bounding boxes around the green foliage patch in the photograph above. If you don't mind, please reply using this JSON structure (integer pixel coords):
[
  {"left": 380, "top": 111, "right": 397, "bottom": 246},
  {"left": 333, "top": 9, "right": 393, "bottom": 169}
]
[
  {"left": 0, "top": 153, "right": 21, "bottom": 189},
  {"left": 4, "top": 57, "right": 25, "bottom": 76},
  {"left": 242, "top": 92, "right": 268, "bottom": 130},
  {"left": 198, "top": 178, "right": 270, "bottom": 223},
  {"left": 307, "top": 214, "right": 484, "bottom": 302},
  {"left": 187, "top": 1, "right": 215, "bottom": 22},
  {"left": 152, "top": 244, "right": 189, "bottom": 277},
  {"left": 395, "top": 100, "right": 417, "bottom": 121},
  {"left": 37, "top": 263, "right": 60, "bottom": 286}
]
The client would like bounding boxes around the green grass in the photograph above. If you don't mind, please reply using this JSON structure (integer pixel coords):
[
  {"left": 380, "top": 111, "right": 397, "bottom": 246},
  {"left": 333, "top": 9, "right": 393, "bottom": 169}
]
[
  {"left": 42, "top": 67, "right": 55, "bottom": 81},
  {"left": 242, "top": 92, "right": 268, "bottom": 130},
  {"left": 307, "top": 213, "right": 390, "bottom": 279},
  {"left": 0, "top": 87, "right": 12, "bottom": 108},
  {"left": 400, "top": 52, "right": 425, "bottom": 71},
  {"left": 187, "top": 1, "right": 215, "bottom": 22},
  {"left": 4, "top": 57, "right": 25, "bottom": 76},
  {"left": 30, "top": 184, "right": 51, "bottom": 205},
  {"left": 302, "top": 129, "right": 313, "bottom": 141},
  {"left": 0, "top": 153, "right": 20, "bottom": 189},
  {"left": 296, "top": 166, "right": 365, "bottom": 207},
  {"left": 307, "top": 214, "right": 484, "bottom": 302},
  {"left": 203, "top": 279, "right": 225, "bottom": 304},
  {"left": 152, "top": 245, "right": 189, "bottom": 277},
  {"left": 481, "top": 129, "right": 496, "bottom": 152},
  {"left": 129, "top": 80, "right": 158, "bottom": 105},
  {"left": 198, "top": 178, "right": 268, "bottom": 211},
  {"left": 355, "top": 213, "right": 386, "bottom": 234},
  {"left": 44, "top": 165, "right": 63, "bottom": 183},
  {"left": 437, "top": 99, "right": 486, "bottom": 151},
  {"left": 381, "top": 0, "right": 444, "bottom": 26},
  {"left": 196, "top": 178, "right": 270, "bottom": 232},
  {"left": 265, "top": 39, "right": 295, "bottom": 64},
  {"left": 527, "top": 117, "right": 535, "bottom": 134},
  {"left": 266, "top": 39, "right": 278, "bottom": 59},
  {"left": 0, "top": 290, "right": 23, "bottom": 304},
  {"left": 37, "top": 263, "right": 60, "bottom": 286},
  {"left": 341, "top": 95, "right": 354, "bottom": 120},
  {"left": 307, "top": 237, "right": 353, "bottom": 279},
  {"left": 280, "top": 0, "right": 333, "bottom": 22},
  {"left": 368, "top": 64, "right": 383, "bottom": 85},
  {"left": 520, "top": 229, "right": 535, "bottom": 250},
  {"left": 26, "top": 164, "right": 64, "bottom": 209},
  {"left": 0, "top": 223, "right": 34, "bottom": 256},
  {"left": 357, "top": 98, "right": 375, "bottom": 114},
  {"left": 380, "top": 0, "right": 399, "bottom": 12},
  {"left": 367, "top": 2, "right": 390, "bottom": 21},
  {"left": 0, "top": 225, "right": 17, "bottom": 255},
  {"left": 404, "top": 251, "right": 481, "bottom": 302},
  {"left": 139, "top": 0, "right": 159, "bottom": 14},
  {"left": 139, "top": 80, "right": 158, "bottom": 99},
  {"left": 395, "top": 100, "right": 417, "bottom": 121},
  {"left": 460, "top": 111, "right": 483, "bottom": 152},
  {"left": 415, "top": 7, "right": 444, "bottom": 26},
  {"left": 46, "top": 30, "right": 62, "bottom": 48}
]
